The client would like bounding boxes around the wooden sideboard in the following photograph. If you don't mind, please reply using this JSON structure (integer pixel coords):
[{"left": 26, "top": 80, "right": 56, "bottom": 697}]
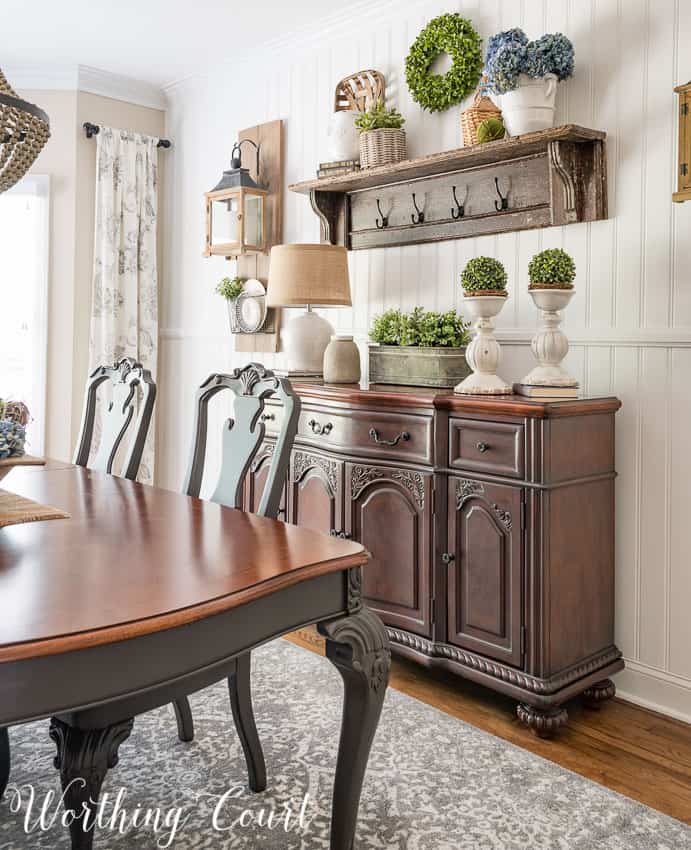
[{"left": 248, "top": 383, "right": 623, "bottom": 736}]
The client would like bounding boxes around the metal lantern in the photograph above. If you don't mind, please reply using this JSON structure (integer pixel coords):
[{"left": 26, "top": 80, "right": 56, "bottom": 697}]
[
  {"left": 204, "top": 139, "right": 267, "bottom": 257},
  {"left": 0, "top": 68, "right": 50, "bottom": 194}
]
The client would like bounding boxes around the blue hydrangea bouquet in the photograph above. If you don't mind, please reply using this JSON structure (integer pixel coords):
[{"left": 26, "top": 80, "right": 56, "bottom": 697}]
[{"left": 0, "top": 400, "right": 29, "bottom": 459}]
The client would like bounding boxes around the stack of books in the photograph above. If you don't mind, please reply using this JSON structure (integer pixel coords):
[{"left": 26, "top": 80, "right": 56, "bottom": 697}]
[
  {"left": 317, "top": 159, "right": 360, "bottom": 179},
  {"left": 513, "top": 384, "right": 579, "bottom": 399}
]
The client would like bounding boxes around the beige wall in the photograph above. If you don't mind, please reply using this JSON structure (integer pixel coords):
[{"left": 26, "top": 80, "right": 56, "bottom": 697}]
[{"left": 21, "top": 88, "right": 165, "bottom": 462}]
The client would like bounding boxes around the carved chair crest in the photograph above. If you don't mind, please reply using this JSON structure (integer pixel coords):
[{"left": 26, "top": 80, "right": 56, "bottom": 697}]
[
  {"left": 73, "top": 357, "right": 157, "bottom": 480},
  {"left": 182, "top": 363, "right": 301, "bottom": 518}
]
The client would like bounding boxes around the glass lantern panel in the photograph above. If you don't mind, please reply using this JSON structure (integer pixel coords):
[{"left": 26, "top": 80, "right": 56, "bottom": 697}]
[
  {"left": 211, "top": 195, "right": 239, "bottom": 247},
  {"left": 244, "top": 192, "right": 264, "bottom": 249}
]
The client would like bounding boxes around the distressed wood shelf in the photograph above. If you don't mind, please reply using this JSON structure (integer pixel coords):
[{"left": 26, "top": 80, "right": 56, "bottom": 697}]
[{"left": 289, "top": 125, "right": 607, "bottom": 250}]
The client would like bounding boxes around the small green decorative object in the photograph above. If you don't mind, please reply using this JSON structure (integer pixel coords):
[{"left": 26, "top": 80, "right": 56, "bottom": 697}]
[
  {"left": 461, "top": 256, "right": 508, "bottom": 293},
  {"left": 476, "top": 117, "right": 505, "bottom": 143},
  {"left": 528, "top": 248, "right": 576, "bottom": 288},
  {"left": 216, "top": 276, "right": 244, "bottom": 300},
  {"left": 405, "top": 13, "right": 484, "bottom": 113}
]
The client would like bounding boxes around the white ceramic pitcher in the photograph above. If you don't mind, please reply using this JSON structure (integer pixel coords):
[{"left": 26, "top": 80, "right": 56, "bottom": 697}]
[{"left": 499, "top": 73, "right": 558, "bottom": 136}]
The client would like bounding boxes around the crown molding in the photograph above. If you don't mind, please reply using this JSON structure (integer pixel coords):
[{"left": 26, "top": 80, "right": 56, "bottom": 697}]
[
  {"left": 4, "top": 64, "right": 165, "bottom": 110},
  {"left": 162, "top": 0, "right": 424, "bottom": 94}
]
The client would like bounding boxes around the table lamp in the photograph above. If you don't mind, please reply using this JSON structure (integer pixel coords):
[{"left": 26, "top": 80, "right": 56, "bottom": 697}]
[{"left": 267, "top": 243, "right": 352, "bottom": 376}]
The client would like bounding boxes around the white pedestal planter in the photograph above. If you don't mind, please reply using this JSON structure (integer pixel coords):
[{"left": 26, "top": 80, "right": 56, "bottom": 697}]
[
  {"left": 521, "top": 287, "right": 577, "bottom": 387},
  {"left": 455, "top": 294, "right": 512, "bottom": 395},
  {"left": 500, "top": 73, "right": 558, "bottom": 136}
]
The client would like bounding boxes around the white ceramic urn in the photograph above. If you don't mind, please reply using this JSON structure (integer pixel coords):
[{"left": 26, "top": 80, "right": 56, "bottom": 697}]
[
  {"left": 454, "top": 294, "right": 512, "bottom": 395},
  {"left": 521, "top": 287, "right": 577, "bottom": 387},
  {"left": 327, "top": 111, "right": 360, "bottom": 162},
  {"left": 500, "top": 73, "right": 558, "bottom": 136}
]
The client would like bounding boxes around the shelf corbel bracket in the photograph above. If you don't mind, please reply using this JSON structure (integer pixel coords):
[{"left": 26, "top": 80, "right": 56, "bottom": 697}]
[
  {"left": 309, "top": 189, "right": 343, "bottom": 246},
  {"left": 548, "top": 140, "right": 579, "bottom": 225}
]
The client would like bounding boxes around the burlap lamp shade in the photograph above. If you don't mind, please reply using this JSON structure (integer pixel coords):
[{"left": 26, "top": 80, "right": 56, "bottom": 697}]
[
  {"left": 266, "top": 244, "right": 351, "bottom": 308},
  {"left": 267, "top": 243, "right": 352, "bottom": 376}
]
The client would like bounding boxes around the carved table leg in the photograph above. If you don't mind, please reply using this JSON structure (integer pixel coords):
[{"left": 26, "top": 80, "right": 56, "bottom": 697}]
[
  {"left": 318, "top": 607, "right": 391, "bottom": 850},
  {"left": 517, "top": 704, "right": 568, "bottom": 738},
  {"left": 228, "top": 651, "right": 266, "bottom": 793},
  {"left": 173, "top": 697, "right": 195, "bottom": 742},
  {"left": 49, "top": 717, "right": 134, "bottom": 850},
  {"left": 583, "top": 678, "right": 616, "bottom": 710},
  {"left": 0, "top": 727, "right": 9, "bottom": 799}
]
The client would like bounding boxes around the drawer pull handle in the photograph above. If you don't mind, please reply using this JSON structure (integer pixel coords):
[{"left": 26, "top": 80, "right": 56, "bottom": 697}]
[
  {"left": 441, "top": 552, "right": 455, "bottom": 564},
  {"left": 369, "top": 428, "right": 410, "bottom": 447},
  {"left": 476, "top": 441, "right": 490, "bottom": 453},
  {"left": 308, "top": 419, "right": 333, "bottom": 436},
  {"left": 260, "top": 412, "right": 275, "bottom": 422}
]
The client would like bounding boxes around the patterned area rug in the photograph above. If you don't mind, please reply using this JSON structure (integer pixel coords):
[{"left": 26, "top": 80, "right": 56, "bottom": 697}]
[{"left": 1, "top": 640, "right": 690, "bottom": 849}]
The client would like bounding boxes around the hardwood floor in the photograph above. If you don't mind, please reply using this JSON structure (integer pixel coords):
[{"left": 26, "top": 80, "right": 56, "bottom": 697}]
[{"left": 286, "top": 629, "right": 691, "bottom": 825}]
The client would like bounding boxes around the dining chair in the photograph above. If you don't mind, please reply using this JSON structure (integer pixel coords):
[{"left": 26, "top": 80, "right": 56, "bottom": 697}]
[
  {"left": 0, "top": 357, "right": 157, "bottom": 803},
  {"left": 174, "top": 363, "right": 301, "bottom": 792},
  {"left": 73, "top": 357, "right": 157, "bottom": 479}
]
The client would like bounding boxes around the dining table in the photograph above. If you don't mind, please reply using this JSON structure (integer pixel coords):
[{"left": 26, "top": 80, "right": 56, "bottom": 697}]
[{"left": 0, "top": 463, "right": 390, "bottom": 850}]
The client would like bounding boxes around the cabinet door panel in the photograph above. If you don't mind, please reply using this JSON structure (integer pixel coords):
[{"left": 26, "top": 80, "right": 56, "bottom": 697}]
[
  {"left": 289, "top": 449, "right": 344, "bottom": 536},
  {"left": 447, "top": 477, "right": 523, "bottom": 666},
  {"left": 346, "top": 463, "right": 432, "bottom": 637}
]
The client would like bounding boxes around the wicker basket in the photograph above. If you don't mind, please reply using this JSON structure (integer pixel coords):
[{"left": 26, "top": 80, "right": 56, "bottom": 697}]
[
  {"left": 461, "top": 87, "right": 502, "bottom": 147},
  {"left": 359, "top": 128, "right": 406, "bottom": 169}
]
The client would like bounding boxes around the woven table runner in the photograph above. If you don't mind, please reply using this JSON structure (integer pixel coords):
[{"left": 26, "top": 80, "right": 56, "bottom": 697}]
[
  {"left": 0, "top": 489, "right": 70, "bottom": 529},
  {"left": 0, "top": 455, "right": 46, "bottom": 482}
]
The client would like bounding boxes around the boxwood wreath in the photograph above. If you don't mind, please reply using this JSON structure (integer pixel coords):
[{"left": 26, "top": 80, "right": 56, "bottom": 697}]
[{"left": 405, "top": 13, "right": 483, "bottom": 112}]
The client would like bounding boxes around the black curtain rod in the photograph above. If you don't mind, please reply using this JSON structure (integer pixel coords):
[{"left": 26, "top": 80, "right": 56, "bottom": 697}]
[{"left": 83, "top": 122, "right": 172, "bottom": 149}]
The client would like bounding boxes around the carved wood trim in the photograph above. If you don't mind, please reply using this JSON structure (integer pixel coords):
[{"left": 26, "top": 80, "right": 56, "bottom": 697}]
[
  {"left": 292, "top": 449, "right": 339, "bottom": 494},
  {"left": 386, "top": 628, "right": 622, "bottom": 696},
  {"left": 309, "top": 190, "right": 341, "bottom": 245},
  {"left": 351, "top": 464, "right": 425, "bottom": 509},
  {"left": 548, "top": 140, "right": 578, "bottom": 223},
  {"left": 455, "top": 479, "right": 512, "bottom": 529}
]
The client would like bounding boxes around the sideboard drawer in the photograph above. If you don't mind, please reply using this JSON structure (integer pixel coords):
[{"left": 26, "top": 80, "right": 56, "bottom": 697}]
[
  {"left": 297, "top": 405, "right": 433, "bottom": 465},
  {"left": 449, "top": 418, "right": 525, "bottom": 478}
]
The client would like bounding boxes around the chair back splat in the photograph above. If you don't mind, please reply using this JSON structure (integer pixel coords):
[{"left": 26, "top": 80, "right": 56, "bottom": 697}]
[
  {"left": 182, "top": 363, "right": 300, "bottom": 518},
  {"left": 73, "top": 357, "right": 156, "bottom": 480}
]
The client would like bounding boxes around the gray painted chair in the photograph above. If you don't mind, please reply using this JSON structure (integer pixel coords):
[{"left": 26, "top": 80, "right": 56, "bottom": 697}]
[
  {"left": 175, "top": 363, "right": 301, "bottom": 792},
  {"left": 1, "top": 357, "right": 157, "bottom": 804},
  {"left": 73, "top": 357, "right": 157, "bottom": 479}
]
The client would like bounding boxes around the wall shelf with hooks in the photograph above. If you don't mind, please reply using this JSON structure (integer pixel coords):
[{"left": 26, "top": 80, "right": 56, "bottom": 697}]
[{"left": 289, "top": 125, "right": 607, "bottom": 251}]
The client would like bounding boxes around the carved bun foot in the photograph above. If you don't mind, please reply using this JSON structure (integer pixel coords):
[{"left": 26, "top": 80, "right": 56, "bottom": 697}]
[
  {"left": 583, "top": 678, "right": 616, "bottom": 710},
  {"left": 517, "top": 703, "right": 568, "bottom": 738}
]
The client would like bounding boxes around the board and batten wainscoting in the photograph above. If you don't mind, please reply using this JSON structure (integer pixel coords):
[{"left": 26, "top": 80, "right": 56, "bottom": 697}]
[{"left": 159, "top": 0, "right": 691, "bottom": 723}]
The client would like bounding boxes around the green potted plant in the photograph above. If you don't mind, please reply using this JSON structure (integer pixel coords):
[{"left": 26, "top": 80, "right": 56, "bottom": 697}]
[
  {"left": 354, "top": 101, "right": 406, "bottom": 169},
  {"left": 456, "top": 257, "right": 512, "bottom": 395},
  {"left": 368, "top": 307, "right": 471, "bottom": 388},
  {"left": 521, "top": 248, "right": 578, "bottom": 389},
  {"left": 216, "top": 276, "right": 245, "bottom": 333}
]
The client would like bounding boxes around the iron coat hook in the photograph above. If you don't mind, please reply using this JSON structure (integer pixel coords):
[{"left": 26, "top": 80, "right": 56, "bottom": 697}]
[
  {"left": 375, "top": 199, "right": 389, "bottom": 229},
  {"left": 494, "top": 177, "right": 509, "bottom": 211},
  {"left": 452, "top": 185, "right": 467, "bottom": 219},
  {"left": 411, "top": 193, "right": 425, "bottom": 224}
]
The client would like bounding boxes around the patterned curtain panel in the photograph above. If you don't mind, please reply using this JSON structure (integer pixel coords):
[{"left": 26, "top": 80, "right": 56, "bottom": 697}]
[{"left": 89, "top": 127, "right": 158, "bottom": 483}]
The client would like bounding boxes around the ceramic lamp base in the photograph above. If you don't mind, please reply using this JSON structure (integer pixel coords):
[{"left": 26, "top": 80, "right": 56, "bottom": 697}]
[{"left": 281, "top": 308, "right": 334, "bottom": 376}]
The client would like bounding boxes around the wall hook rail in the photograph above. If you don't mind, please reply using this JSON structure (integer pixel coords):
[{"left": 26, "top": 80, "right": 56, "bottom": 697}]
[
  {"left": 451, "top": 185, "right": 466, "bottom": 219},
  {"left": 494, "top": 177, "right": 509, "bottom": 211},
  {"left": 411, "top": 193, "right": 425, "bottom": 224},
  {"left": 375, "top": 198, "right": 389, "bottom": 229}
]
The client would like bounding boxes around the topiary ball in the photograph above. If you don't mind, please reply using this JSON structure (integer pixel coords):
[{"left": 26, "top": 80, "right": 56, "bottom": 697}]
[
  {"left": 528, "top": 248, "right": 576, "bottom": 288},
  {"left": 461, "top": 256, "right": 508, "bottom": 293}
]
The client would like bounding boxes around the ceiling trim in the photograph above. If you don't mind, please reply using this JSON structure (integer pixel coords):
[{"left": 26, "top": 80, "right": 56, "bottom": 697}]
[{"left": 3, "top": 64, "right": 166, "bottom": 110}]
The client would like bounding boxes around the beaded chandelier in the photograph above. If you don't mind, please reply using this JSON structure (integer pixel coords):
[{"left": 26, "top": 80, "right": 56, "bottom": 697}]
[{"left": 0, "top": 68, "right": 50, "bottom": 194}]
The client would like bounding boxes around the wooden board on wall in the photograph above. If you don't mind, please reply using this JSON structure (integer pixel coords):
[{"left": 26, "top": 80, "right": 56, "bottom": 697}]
[{"left": 235, "top": 119, "right": 283, "bottom": 354}]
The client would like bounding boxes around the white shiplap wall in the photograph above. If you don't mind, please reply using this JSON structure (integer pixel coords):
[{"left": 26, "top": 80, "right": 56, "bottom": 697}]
[{"left": 160, "top": 0, "right": 691, "bottom": 721}]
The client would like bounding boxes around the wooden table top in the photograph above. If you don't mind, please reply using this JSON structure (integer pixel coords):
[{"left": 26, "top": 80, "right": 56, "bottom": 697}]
[{"left": 0, "top": 465, "right": 367, "bottom": 663}]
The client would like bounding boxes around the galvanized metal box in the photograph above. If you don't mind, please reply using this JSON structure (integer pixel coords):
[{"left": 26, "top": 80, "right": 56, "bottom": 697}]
[{"left": 368, "top": 345, "right": 470, "bottom": 388}]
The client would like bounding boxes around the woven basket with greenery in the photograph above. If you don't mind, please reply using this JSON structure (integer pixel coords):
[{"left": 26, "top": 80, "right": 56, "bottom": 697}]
[
  {"left": 461, "top": 86, "right": 502, "bottom": 146},
  {"left": 359, "top": 128, "right": 406, "bottom": 168}
]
